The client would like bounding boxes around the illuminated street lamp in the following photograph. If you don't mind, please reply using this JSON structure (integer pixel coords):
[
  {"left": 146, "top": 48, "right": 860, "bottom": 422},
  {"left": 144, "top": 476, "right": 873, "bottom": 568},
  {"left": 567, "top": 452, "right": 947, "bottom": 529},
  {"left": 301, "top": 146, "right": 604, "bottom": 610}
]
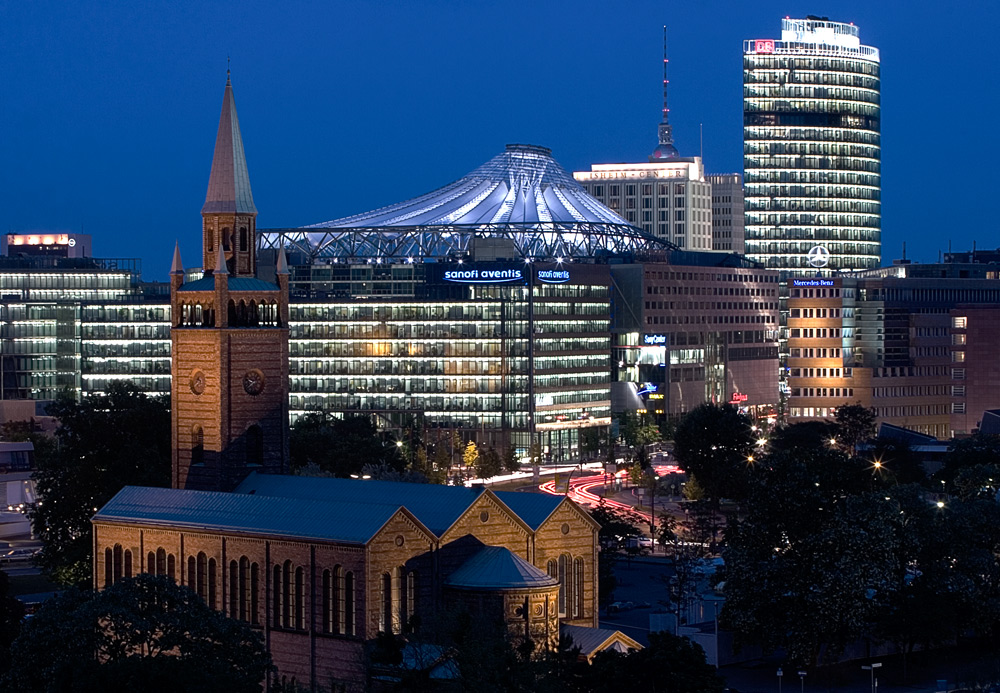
[
  {"left": 798, "top": 670, "right": 807, "bottom": 693},
  {"left": 777, "top": 668, "right": 783, "bottom": 693}
]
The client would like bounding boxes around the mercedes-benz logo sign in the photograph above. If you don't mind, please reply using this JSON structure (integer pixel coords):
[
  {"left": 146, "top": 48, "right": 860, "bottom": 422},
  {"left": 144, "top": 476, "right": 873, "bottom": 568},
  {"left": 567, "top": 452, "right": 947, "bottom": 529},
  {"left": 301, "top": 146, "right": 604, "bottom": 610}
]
[{"left": 807, "top": 245, "right": 831, "bottom": 268}]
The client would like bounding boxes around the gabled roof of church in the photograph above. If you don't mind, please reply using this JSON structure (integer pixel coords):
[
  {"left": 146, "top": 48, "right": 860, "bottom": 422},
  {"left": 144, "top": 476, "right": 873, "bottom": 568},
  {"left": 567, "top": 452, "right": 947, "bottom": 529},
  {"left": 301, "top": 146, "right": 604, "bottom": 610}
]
[
  {"left": 202, "top": 73, "right": 257, "bottom": 216},
  {"left": 560, "top": 624, "right": 643, "bottom": 660},
  {"left": 235, "top": 473, "right": 563, "bottom": 537},
  {"left": 445, "top": 546, "right": 557, "bottom": 591},
  {"left": 94, "top": 485, "right": 405, "bottom": 545}
]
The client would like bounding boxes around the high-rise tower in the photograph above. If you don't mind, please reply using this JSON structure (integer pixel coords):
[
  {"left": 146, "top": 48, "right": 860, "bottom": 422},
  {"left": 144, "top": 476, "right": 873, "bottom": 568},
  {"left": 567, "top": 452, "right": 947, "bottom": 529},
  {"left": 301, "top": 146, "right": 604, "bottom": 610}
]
[
  {"left": 650, "top": 26, "right": 679, "bottom": 161},
  {"left": 743, "top": 17, "right": 881, "bottom": 273},
  {"left": 170, "top": 73, "right": 289, "bottom": 491}
]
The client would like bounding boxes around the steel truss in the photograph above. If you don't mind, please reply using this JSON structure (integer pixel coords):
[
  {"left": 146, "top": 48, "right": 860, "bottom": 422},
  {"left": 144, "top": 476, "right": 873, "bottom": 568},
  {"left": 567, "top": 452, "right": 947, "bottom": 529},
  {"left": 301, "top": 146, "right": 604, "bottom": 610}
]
[{"left": 259, "top": 222, "right": 676, "bottom": 262}]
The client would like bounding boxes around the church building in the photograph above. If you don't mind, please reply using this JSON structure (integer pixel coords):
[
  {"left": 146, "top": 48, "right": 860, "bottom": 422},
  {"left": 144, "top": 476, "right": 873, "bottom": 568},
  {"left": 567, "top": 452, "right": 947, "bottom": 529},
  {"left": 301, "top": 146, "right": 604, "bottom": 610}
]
[{"left": 91, "top": 75, "right": 618, "bottom": 690}]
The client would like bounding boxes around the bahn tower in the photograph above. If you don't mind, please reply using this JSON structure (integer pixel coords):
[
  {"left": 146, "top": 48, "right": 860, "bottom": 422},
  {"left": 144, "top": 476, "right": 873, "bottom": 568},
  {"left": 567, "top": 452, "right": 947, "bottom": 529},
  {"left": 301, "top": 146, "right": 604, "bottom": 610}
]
[{"left": 170, "top": 72, "right": 289, "bottom": 491}]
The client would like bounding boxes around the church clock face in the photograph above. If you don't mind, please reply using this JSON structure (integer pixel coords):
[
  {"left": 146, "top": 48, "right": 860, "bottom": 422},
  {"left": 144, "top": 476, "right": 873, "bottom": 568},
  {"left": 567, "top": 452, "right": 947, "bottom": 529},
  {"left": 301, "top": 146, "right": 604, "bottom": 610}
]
[
  {"left": 189, "top": 369, "right": 206, "bottom": 395},
  {"left": 243, "top": 369, "right": 265, "bottom": 396}
]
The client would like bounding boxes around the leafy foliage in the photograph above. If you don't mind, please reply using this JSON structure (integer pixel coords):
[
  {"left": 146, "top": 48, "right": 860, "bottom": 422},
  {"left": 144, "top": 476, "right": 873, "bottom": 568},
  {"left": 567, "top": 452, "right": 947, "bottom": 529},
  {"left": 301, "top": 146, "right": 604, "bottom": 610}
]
[
  {"left": 3, "top": 574, "right": 272, "bottom": 692},
  {"left": 939, "top": 433, "right": 1000, "bottom": 484},
  {"left": 672, "top": 404, "right": 754, "bottom": 503},
  {"left": 722, "top": 447, "right": 898, "bottom": 665},
  {"left": 29, "top": 383, "right": 170, "bottom": 586},
  {"left": 289, "top": 412, "right": 405, "bottom": 478},
  {"left": 834, "top": 403, "right": 878, "bottom": 454},
  {"left": 0, "top": 570, "right": 25, "bottom": 676}
]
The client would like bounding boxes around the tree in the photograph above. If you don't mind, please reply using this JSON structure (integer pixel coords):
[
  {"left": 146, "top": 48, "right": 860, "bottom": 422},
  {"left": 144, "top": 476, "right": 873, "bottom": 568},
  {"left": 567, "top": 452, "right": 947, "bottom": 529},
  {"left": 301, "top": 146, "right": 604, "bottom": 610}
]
[
  {"left": 834, "top": 403, "right": 878, "bottom": 455},
  {"left": 474, "top": 446, "right": 502, "bottom": 481},
  {"left": 3, "top": 574, "right": 272, "bottom": 692},
  {"left": 0, "top": 418, "right": 57, "bottom": 467},
  {"left": 672, "top": 404, "right": 754, "bottom": 504},
  {"left": 0, "top": 570, "right": 24, "bottom": 677},
  {"left": 462, "top": 441, "right": 479, "bottom": 478},
  {"left": 502, "top": 446, "right": 520, "bottom": 475},
  {"left": 29, "top": 383, "right": 170, "bottom": 587},
  {"left": 289, "top": 413, "right": 405, "bottom": 478},
  {"left": 939, "top": 433, "right": 1000, "bottom": 484},
  {"left": 721, "top": 448, "right": 899, "bottom": 665}
]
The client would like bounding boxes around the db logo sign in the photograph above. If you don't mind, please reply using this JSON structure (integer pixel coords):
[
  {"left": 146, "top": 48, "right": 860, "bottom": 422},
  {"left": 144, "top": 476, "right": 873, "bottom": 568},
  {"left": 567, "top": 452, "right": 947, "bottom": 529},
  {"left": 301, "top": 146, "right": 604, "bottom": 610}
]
[{"left": 755, "top": 40, "right": 775, "bottom": 53}]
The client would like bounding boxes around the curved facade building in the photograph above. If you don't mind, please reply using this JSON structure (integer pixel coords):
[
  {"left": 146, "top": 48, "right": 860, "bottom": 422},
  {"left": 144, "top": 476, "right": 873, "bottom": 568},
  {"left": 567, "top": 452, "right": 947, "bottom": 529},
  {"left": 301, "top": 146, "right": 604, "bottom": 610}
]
[{"left": 743, "top": 18, "right": 881, "bottom": 274}]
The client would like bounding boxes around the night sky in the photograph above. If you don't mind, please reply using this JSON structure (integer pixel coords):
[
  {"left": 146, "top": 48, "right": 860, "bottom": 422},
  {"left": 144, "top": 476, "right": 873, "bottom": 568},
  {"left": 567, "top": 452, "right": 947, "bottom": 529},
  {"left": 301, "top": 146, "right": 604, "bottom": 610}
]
[{"left": 2, "top": 1, "right": 996, "bottom": 280}]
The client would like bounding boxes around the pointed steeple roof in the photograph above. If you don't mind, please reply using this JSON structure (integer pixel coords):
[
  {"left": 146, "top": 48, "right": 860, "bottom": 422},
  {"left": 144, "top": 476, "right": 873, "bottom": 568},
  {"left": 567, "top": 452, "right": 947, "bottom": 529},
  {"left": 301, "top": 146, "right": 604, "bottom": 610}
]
[
  {"left": 202, "top": 72, "right": 258, "bottom": 215},
  {"left": 171, "top": 241, "right": 184, "bottom": 274}
]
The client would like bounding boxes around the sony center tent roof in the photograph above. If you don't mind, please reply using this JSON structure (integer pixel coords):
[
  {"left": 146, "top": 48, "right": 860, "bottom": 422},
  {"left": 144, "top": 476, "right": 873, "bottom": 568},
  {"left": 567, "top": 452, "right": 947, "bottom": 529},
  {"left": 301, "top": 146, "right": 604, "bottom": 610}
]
[{"left": 260, "top": 144, "right": 672, "bottom": 262}]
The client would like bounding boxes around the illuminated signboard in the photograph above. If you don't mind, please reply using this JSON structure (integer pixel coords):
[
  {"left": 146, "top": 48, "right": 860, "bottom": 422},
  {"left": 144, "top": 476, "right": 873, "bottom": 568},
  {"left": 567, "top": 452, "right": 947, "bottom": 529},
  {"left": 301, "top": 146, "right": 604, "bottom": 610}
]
[
  {"left": 537, "top": 269, "right": 570, "bottom": 284},
  {"left": 791, "top": 279, "right": 834, "bottom": 287},
  {"left": 730, "top": 392, "right": 748, "bottom": 404},
  {"left": 755, "top": 39, "right": 775, "bottom": 53},
  {"left": 7, "top": 234, "right": 75, "bottom": 247},
  {"left": 643, "top": 334, "right": 667, "bottom": 345},
  {"left": 443, "top": 267, "right": 523, "bottom": 283}
]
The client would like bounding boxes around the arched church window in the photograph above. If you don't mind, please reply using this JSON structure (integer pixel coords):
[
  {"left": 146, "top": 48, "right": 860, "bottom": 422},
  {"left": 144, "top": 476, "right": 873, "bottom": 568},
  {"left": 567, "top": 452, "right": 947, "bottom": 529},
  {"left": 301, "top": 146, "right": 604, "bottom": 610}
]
[
  {"left": 228, "top": 300, "right": 237, "bottom": 326},
  {"left": 222, "top": 227, "right": 231, "bottom": 251},
  {"left": 205, "top": 228, "right": 214, "bottom": 252},
  {"left": 248, "top": 300, "right": 259, "bottom": 327},
  {"left": 192, "top": 426, "right": 204, "bottom": 466},
  {"left": 246, "top": 425, "right": 263, "bottom": 466},
  {"left": 239, "top": 227, "right": 248, "bottom": 252}
]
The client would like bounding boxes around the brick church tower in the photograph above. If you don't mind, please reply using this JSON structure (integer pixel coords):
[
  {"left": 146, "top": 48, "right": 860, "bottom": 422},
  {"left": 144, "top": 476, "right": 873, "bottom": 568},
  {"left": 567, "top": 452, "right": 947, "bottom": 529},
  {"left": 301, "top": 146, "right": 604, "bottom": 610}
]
[{"left": 170, "top": 72, "right": 289, "bottom": 491}]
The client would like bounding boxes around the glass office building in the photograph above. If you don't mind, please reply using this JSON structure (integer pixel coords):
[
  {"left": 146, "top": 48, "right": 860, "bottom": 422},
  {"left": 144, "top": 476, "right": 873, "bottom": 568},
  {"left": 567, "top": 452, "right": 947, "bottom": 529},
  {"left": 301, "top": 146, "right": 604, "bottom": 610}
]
[
  {"left": 743, "top": 17, "right": 881, "bottom": 273},
  {"left": 0, "top": 256, "right": 170, "bottom": 400},
  {"left": 283, "top": 260, "right": 611, "bottom": 460}
]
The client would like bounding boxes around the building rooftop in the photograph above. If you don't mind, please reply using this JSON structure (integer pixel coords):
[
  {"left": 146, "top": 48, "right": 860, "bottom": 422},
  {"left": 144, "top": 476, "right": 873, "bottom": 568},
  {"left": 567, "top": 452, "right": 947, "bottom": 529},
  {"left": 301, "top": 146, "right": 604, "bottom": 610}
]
[
  {"left": 235, "top": 473, "right": 565, "bottom": 537},
  {"left": 93, "top": 485, "right": 406, "bottom": 545},
  {"left": 445, "top": 546, "right": 558, "bottom": 591},
  {"left": 308, "top": 144, "right": 626, "bottom": 229}
]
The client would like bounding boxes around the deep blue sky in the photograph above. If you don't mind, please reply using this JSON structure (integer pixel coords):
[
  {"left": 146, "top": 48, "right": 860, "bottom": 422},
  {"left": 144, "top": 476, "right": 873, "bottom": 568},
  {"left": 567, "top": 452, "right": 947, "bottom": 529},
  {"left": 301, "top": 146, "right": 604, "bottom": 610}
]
[{"left": 2, "top": 1, "right": 997, "bottom": 280}]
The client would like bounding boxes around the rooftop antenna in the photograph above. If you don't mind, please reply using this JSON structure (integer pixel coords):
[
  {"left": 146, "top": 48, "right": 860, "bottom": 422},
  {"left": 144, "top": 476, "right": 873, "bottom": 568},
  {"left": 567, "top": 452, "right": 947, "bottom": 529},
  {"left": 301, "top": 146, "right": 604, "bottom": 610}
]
[
  {"left": 700, "top": 123, "right": 704, "bottom": 159},
  {"left": 902, "top": 241, "right": 906, "bottom": 261},
  {"left": 650, "top": 25, "right": 678, "bottom": 160}
]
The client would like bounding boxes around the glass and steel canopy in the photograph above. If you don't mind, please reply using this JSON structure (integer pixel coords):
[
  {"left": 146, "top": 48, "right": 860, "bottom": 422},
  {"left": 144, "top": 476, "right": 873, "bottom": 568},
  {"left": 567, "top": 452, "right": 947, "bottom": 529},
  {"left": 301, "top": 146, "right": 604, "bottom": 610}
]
[{"left": 260, "top": 144, "right": 673, "bottom": 262}]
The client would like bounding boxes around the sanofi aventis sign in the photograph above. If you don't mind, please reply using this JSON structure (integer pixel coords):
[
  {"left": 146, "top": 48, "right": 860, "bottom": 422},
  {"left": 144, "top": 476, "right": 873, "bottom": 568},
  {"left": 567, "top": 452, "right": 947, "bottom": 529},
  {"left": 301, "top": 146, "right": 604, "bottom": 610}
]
[{"left": 443, "top": 267, "right": 524, "bottom": 283}]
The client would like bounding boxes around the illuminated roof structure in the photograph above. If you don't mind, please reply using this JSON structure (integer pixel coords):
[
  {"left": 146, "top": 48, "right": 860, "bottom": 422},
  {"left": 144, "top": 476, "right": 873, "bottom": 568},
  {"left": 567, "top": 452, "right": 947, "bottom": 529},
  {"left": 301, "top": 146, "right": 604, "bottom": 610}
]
[{"left": 260, "top": 144, "right": 672, "bottom": 262}]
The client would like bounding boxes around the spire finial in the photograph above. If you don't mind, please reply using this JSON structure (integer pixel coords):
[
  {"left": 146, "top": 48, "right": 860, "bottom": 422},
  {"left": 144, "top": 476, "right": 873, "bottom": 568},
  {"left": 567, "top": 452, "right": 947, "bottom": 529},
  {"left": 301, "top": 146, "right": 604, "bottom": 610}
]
[
  {"left": 276, "top": 246, "right": 289, "bottom": 275},
  {"left": 215, "top": 247, "right": 228, "bottom": 276},
  {"left": 171, "top": 241, "right": 183, "bottom": 275}
]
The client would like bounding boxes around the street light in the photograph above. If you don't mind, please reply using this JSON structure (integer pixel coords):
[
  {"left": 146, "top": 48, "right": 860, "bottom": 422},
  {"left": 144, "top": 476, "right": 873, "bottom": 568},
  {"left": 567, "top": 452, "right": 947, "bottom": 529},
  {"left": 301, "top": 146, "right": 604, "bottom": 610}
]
[
  {"left": 777, "top": 668, "right": 783, "bottom": 693},
  {"left": 798, "top": 670, "right": 807, "bottom": 693},
  {"left": 862, "top": 663, "right": 881, "bottom": 693}
]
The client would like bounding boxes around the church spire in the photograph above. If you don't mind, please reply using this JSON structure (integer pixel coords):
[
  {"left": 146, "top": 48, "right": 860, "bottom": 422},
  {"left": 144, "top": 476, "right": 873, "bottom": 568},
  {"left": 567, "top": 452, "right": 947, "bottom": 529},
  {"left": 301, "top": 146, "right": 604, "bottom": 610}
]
[
  {"left": 650, "top": 26, "right": 680, "bottom": 161},
  {"left": 202, "top": 72, "right": 257, "bottom": 216},
  {"left": 201, "top": 70, "right": 258, "bottom": 277}
]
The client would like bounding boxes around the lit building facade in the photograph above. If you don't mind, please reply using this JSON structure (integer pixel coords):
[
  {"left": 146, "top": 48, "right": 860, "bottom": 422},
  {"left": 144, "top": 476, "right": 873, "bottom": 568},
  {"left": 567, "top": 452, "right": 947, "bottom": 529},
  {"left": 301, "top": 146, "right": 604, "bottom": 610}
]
[
  {"left": 707, "top": 173, "right": 745, "bottom": 253},
  {"left": 787, "top": 260, "right": 1000, "bottom": 438},
  {"left": 575, "top": 161, "right": 713, "bottom": 249},
  {"left": 743, "top": 17, "right": 881, "bottom": 273},
  {"left": 611, "top": 256, "right": 780, "bottom": 420},
  {"left": 280, "top": 258, "right": 612, "bottom": 462},
  {"left": 0, "top": 256, "right": 170, "bottom": 401}
]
